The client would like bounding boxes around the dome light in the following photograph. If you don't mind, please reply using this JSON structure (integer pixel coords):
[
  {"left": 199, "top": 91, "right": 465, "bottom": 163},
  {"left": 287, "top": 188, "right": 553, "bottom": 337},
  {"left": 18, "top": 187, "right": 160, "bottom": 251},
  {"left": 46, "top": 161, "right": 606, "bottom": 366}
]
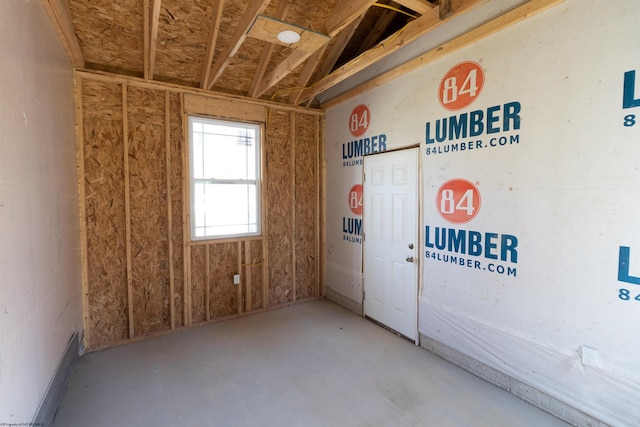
[{"left": 277, "top": 30, "right": 301, "bottom": 44}]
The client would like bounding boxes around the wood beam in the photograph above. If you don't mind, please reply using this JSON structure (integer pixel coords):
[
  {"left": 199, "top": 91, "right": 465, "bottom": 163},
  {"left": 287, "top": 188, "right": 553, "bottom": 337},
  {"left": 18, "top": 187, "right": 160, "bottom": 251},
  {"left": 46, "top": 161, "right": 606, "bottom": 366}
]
[
  {"left": 393, "top": 0, "right": 436, "bottom": 15},
  {"left": 200, "top": 0, "right": 226, "bottom": 88},
  {"left": 439, "top": 0, "right": 452, "bottom": 20},
  {"left": 290, "top": 14, "right": 365, "bottom": 105},
  {"left": 206, "top": 0, "right": 272, "bottom": 89},
  {"left": 247, "top": 0, "right": 293, "bottom": 97},
  {"left": 315, "top": 15, "right": 366, "bottom": 84},
  {"left": 321, "top": 0, "right": 566, "bottom": 109},
  {"left": 288, "top": 46, "right": 327, "bottom": 104},
  {"left": 40, "top": 0, "right": 85, "bottom": 68},
  {"left": 147, "top": 0, "right": 162, "bottom": 79},
  {"left": 358, "top": 7, "right": 397, "bottom": 53},
  {"left": 299, "top": 0, "right": 486, "bottom": 104},
  {"left": 323, "top": 0, "right": 377, "bottom": 37},
  {"left": 143, "top": 0, "right": 149, "bottom": 78},
  {"left": 253, "top": 0, "right": 371, "bottom": 99},
  {"left": 253, "top": 50, "right": 316, "bottom": 99}
]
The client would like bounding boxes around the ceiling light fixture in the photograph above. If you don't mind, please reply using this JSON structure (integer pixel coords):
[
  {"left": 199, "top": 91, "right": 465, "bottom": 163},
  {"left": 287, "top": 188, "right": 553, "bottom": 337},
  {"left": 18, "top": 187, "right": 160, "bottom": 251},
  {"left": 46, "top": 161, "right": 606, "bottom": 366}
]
[{"left": 277, "top": 29, "right": 301, "bottom": 44}]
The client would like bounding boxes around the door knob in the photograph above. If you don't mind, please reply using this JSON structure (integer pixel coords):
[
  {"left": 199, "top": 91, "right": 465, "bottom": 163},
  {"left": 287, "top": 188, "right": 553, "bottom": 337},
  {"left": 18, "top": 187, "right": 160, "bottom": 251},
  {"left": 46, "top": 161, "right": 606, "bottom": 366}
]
[{"left": 406, "top": 256, "right": 415, "bottom": 263}]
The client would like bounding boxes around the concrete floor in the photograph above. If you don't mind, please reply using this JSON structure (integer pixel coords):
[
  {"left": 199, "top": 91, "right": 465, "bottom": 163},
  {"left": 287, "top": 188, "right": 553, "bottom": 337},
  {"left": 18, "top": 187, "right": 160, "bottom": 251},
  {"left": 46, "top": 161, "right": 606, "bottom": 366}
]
[{"left": 54, "top": 299, "right": 569, "bottom": 427}]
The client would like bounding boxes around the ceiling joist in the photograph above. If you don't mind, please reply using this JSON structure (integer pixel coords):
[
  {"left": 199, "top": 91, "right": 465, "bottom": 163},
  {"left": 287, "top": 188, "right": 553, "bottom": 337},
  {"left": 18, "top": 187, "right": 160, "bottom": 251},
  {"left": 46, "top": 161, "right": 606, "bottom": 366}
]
[
  {"left": 248, "top": 0, "right": 293, "bottom": 98},
  {"left": 143, "top": 0, "right": 162, "bottom": 79},
  {"left": 201, "top": 0, "right": 226, "bottom": 89},
  {"left": 253, "top": 0, "right": 374, "bottom": 99},
  {"left": 205, "top": 0, "right": 272, "bottom": 90},
  {"left": 394, "top": 0, "right": 437, "bottom": 15},
  {"left": 323, "top": 0, "right": 378, "bottom": 37}
]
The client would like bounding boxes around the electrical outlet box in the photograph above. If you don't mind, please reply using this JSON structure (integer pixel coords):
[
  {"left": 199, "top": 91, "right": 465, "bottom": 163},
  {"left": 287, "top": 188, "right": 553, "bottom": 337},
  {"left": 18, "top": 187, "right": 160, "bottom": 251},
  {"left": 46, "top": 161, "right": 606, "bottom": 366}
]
[
  {"left": 233, "top": 274, "right": 240, "bottom": 285},
  {"left": 581, "top": 345, "right": 598, "bottom": 368}
]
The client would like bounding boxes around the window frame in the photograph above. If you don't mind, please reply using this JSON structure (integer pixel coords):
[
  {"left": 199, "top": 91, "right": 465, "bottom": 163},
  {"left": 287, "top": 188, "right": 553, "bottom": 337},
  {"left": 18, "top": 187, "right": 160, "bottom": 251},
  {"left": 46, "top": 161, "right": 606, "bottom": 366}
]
[{"left": 187, "top": 115, "right": 263, "bottom": 242}]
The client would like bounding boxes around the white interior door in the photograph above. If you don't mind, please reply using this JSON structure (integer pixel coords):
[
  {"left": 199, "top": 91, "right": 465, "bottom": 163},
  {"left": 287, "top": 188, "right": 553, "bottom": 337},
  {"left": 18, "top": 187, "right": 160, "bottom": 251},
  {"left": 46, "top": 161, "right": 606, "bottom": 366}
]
[{"left": 363, "top": 148, "right": 419, "bottom": 342}]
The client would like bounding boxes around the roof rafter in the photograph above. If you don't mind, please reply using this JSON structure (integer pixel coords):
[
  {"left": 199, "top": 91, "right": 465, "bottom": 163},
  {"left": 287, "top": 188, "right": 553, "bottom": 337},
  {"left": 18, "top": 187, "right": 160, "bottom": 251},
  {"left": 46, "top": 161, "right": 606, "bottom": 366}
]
[
  {"left": 288, "top": 45, "right": 328, "bottom": 105},
  {"left": 144, "top": 0, "right": 162, "bottom": 79},
  {"left": 298, "top": 0, "right": 484, "bottom": 104},
  {"left": 393, "top": 0, "right": 436, "bottom": 15},
  {"left": 247, "top": 0, "right": 293, "bottom": 98},
  {"left": 200, "top": 0, "right": 226, "bottom": 89},
  {"left": 205, "top": 0, "right": 272, "bottom": 90},
  {"left": 289, "top": 13, "right": 366, "bottom": 105},
  {"left": 321, "top": 0, "right": 566, "bottom": 108},
  {"left": 358, "top": 5, "right": 398, "bottom": 53},
  {"left": 252, "top": 0, "right": 375, "bottom": 99},
  {"left": 323, "top": 0, "right": 378, "bottom": 36}
]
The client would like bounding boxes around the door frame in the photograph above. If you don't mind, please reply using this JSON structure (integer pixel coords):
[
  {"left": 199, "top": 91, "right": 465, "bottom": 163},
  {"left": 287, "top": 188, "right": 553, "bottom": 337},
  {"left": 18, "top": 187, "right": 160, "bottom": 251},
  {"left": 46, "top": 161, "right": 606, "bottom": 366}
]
[{"left": 361, "top": 146, "right": 421, "bottom": 344}]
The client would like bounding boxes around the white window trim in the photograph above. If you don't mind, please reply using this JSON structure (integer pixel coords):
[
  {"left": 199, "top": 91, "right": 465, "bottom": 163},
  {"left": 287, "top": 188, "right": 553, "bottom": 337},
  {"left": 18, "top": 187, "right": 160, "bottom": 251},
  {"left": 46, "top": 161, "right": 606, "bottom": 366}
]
[{"left": 188, "top": 115, "right": 262, "bottom": 241}]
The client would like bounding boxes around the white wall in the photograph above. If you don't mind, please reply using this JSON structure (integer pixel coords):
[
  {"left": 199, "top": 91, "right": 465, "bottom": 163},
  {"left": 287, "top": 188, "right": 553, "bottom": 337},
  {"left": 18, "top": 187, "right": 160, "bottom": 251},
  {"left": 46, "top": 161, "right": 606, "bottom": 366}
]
[
  {"left": 325, "top": 0, "right": 640, "bottom": 425},
  {"left": 0, "top": 0, "right": 82, "bottom": 423}
]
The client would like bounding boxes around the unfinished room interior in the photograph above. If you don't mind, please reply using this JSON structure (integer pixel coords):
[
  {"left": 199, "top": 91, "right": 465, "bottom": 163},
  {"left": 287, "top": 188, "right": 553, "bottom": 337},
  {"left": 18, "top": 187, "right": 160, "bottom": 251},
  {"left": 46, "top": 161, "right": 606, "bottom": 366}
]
[{"left": 1, "top": 0, "right": 638, "bottom": 425}]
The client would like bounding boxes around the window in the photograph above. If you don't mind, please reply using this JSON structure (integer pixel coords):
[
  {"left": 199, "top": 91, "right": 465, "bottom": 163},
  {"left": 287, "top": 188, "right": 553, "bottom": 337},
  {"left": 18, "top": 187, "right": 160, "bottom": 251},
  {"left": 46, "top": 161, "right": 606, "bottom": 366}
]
[{"left": 188, "top": 116, "right": 261, "bottom": 240}]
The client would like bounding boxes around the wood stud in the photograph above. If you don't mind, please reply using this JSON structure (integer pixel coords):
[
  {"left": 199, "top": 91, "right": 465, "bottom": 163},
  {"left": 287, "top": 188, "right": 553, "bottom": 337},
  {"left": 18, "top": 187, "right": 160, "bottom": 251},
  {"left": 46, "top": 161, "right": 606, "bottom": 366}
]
[
  {"left": 76, "top": 75, "right": 90, "bottom": 348},
  {"left": 165, "top": 92, "right": 176, "bottom": 330}
]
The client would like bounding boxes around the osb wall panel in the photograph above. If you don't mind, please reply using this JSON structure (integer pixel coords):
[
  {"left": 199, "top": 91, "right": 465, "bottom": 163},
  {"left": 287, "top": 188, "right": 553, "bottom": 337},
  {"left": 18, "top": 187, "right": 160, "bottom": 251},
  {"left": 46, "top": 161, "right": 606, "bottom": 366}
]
[
  {"left": 266, "top": 110, "right": 294, "bottom": 306},
  {"left": 82, "top": 80, "right": 129, "bottom": 346},
  {"left": 79, "top": 72, "right": 322, "bottom": 350},
  {"left": 248, "top": 239, "right": 264, "bottom": 311},
  {"left": 127, "top": 87, "right": 170, "bottom": 335},
  {"left": 190, "top": 245, "right": 206, "bottom": 323},
  {"left": 208, "top": 242, "right": 239, "bottom": 318},
  {"left": 295, "top": 113, "right": 318, "bottom": 300},
  {"left": 170, "top": 93, "right": 184, "bottom": 327}
]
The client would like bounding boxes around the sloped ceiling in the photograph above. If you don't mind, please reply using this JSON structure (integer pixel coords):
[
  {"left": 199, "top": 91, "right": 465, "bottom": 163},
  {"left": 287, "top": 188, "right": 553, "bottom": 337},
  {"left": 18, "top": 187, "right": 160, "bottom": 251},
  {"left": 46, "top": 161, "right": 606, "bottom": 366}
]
[{"left": 41, "top": 0, "right": 548, "bottom": 107}]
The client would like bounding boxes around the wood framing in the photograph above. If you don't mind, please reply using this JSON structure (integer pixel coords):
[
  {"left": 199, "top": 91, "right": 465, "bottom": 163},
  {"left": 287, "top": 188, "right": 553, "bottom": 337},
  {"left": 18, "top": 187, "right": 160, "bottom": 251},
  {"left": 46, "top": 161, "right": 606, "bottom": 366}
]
[
  {"left": 247, "top": 0, "right": 293, "bottom": 98},
  {"left": 183, "top": 94, "right": 267, "bottom": 122},
  {"left": 237, "top": 242, "right": 243, "bottom": 315},
  {"left": 394, "top": 0, "right": 436, "bottom": 15},
  {"left": 77, "top": 70, "right": 323, "bottom": 351},
  {"left": 322, "top": 0, "right": 566, "bottom": 108},
  {"left": 122, "top": 84, "right": 135, "bottom": 339},
  {"left": 146, "top": 0, "right": 162, "bottom": 79},
  {"left": 290, "top": 113, "right": 297, "bottom": 302},
  {"left": 200, "top": 0, "right": 225, "bottom": 89},
  {"left": 76, "top": 76, "right": 90, "bottom": 348},
  {"left": 298, "top": 0, "right": 483, "bottom": 104},
  {"left": 323, "top": 0, "right": 376, "bottom": 36},
  {"left": 252, "top": 0, "right": 370, "bottom": 99},
  {"left": 165, "top": 92, "right": 175, "bottom": 330},
  {"left": 205, "top": 0, "right": 272, "bottom": 89},
  {"left": 290, "top": 14, "right": 365, "bottom": 105}
]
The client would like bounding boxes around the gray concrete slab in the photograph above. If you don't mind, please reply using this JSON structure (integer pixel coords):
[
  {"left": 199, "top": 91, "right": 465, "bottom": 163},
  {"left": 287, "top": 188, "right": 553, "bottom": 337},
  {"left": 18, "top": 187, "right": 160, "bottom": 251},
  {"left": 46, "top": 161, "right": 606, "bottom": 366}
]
[{"left": 54, "top": 300, "right": 569, "bottom": 427}]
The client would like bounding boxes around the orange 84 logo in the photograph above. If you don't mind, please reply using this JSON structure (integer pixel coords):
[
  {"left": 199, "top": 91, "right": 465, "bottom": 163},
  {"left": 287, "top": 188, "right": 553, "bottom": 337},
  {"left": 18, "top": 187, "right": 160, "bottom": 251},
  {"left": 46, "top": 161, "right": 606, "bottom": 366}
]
[
  {"left": 438, "top": 62, "right": 485, "bottom": 111},
  {"left": 349, "top": 104, "right": 370, "bottom": 137}
]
